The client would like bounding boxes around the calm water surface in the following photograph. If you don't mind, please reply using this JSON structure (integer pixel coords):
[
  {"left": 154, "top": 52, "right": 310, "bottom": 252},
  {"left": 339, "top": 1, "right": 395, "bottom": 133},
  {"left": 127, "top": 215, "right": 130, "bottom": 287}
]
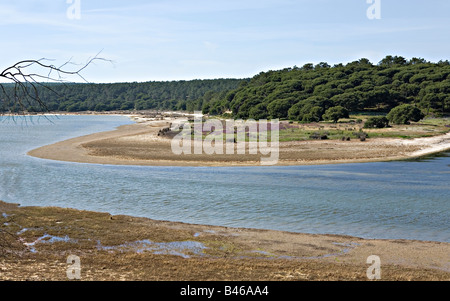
[{"left": 0, "top": 115, "right": 449, "bottom": 242}]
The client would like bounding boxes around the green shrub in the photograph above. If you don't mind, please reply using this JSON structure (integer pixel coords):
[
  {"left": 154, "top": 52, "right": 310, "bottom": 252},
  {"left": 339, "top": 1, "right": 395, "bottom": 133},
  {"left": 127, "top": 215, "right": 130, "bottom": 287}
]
[
  {"left": 323, "top": 106, "right": 349, "bottom": 123},
  {"left": 387, "top": 104, "right": 425, "bottom": 125},
  {"left": 364, "top": 116, "right": 389, "bottom": 128}
]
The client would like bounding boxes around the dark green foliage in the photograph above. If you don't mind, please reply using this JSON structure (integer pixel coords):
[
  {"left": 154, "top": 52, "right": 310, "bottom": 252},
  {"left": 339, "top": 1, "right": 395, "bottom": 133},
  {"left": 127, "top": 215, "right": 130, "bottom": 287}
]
[
  {"left": 387, "top": 104, "right": 425, "bottom": 124},
  {"left": 2, "top": 56, "right": 449, "bottom": 118},
  {"left": 323, "top": 106, "right": 349, "bottom": 123},
  {"left": 248, "top": 103, "right": 269, "bottom": 120},
  {"left": 221, "top": 56, "right": 450, "bottom": 119},
  {"left": 0, "top": 79, "right": 242, "bottom": 114},
  {"left": 302, "top": 106, "right": 324, "bottom": 122},
  {"left": 364, "top": 116, "right": 390, "bottom": 128},
  {"left": 287, "top": 97, "right": 330, "bottom": 122},
  {"left": 267, "top": 99, "right": 293, "bottom": 119}
]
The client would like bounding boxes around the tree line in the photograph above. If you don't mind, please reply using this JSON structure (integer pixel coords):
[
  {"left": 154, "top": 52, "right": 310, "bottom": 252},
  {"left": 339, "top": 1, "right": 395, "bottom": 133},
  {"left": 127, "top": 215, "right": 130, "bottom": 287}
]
[
  {"left": 202, "top": 56, "right": 450, "bottom": 121},
  {"left": 0, "top": 79, "right": 243, "bottom": 113},
  {"left": 1, "top": 56, "right": 449, "bottom": 120}
]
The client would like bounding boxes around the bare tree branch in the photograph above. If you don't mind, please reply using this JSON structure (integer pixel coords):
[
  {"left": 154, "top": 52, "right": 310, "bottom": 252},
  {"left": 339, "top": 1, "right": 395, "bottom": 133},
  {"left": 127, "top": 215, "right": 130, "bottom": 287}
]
[{"left": 0, "top": 51, "right": 112, "bottom": 115}]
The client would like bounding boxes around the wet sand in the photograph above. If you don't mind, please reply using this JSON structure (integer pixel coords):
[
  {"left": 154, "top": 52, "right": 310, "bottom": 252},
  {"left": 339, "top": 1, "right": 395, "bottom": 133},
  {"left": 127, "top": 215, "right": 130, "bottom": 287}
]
[
  {"left": 27, "top": 118, "right": 450, "bottom": 167},
  {"left": 0, "top": 201, "right": 449, "bottom": 281}
]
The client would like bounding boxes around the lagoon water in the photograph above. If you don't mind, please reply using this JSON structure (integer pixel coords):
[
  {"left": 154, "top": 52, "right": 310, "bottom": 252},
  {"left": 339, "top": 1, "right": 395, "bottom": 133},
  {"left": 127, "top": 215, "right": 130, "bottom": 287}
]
[{"left": 0, "top": 115, "right": 449, "bottom": 242}]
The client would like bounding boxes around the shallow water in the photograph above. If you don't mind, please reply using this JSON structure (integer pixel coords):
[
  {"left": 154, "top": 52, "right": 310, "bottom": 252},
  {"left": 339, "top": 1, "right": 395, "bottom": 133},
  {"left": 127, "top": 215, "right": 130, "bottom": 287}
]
[
  {"left": 97, "top": 239, "right": 208, "bottom": 258},
  {"left": 0, "top": 115, "right": 449, "bottom": 242}
]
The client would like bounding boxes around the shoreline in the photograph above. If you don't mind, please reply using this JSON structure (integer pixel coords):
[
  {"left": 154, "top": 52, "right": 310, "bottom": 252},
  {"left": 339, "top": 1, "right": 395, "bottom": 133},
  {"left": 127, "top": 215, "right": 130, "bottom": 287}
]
[
  {"left": 1, "top": 201, "right": 449, "bottom": 281},
  {"left": 4, "top": 116, "right": 449, "bottom": 280},
  {"left": 27, "top": 117, "right": 450, "bottom": 167}
]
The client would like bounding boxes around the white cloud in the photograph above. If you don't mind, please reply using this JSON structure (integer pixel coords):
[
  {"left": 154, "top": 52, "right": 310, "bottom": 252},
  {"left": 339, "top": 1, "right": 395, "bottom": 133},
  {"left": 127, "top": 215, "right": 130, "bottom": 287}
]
[{"left": 0, "top": 0, "right": 447, "bottom": 82}]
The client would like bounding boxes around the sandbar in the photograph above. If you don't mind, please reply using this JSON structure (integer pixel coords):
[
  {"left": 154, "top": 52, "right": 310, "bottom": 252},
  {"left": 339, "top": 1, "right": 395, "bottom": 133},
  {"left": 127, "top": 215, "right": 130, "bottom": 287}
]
[{"left": 27, "top": 117, "right": 450, "bottom": 166}]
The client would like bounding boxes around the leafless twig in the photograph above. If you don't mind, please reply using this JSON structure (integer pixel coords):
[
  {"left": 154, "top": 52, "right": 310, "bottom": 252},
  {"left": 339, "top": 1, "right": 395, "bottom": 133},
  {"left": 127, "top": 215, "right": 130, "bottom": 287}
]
[{"left": 0, "top": 51, "right": 112, "bottom": 114}]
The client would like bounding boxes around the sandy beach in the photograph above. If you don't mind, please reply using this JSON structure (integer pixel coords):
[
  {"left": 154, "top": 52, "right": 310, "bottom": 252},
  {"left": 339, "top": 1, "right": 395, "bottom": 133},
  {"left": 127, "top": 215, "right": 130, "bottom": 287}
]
[{"left": 27, "top": 116, "right": 450, "bottom": 167}]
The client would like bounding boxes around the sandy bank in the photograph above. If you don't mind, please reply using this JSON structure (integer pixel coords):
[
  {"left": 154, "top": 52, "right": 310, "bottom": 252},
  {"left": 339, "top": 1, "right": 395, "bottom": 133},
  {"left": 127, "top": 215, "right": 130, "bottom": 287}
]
[
  {"left": 0, "top": 201, "right": 448, "bottom": 281},
  {"left": 27, "top": 118, "right": 450, "bottom": 167}
]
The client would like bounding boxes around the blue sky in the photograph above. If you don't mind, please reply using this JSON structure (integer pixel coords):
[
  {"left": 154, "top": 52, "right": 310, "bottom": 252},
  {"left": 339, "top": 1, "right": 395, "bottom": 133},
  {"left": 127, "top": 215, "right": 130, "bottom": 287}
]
[{"left": 0, "top": 0, "right": 449, "bottom": 83}]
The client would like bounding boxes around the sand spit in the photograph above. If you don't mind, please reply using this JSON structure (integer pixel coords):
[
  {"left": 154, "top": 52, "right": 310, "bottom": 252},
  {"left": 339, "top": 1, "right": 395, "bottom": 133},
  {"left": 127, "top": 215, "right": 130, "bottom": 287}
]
[{"left": 27, "top": 117, "right": 450, "bottom": 167}]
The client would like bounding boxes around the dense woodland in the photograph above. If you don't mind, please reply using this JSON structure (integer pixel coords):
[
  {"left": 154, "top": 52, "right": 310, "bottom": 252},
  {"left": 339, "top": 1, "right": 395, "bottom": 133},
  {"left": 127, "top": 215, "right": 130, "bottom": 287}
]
[
  {"left": 0, "top": 79, "right": 242, "bottom": 114},
  {"left": 204, "top": 56, "right": 450, "bottom": 121},
  {"left": 1, "top": 56, "right": 449, "bottom": 121}
]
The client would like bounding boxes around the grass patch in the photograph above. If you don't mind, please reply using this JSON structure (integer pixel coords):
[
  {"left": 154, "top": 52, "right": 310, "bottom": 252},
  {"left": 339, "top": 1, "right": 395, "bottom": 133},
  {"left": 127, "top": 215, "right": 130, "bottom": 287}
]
[{"left": 168, "top": 117, "right": 450, "bottom": 143}]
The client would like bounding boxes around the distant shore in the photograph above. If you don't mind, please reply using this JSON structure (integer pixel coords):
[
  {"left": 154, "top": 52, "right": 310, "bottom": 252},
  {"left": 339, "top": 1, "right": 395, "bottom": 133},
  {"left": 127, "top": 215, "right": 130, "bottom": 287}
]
[{"left": 27, "top": 114, "right": 450, "bottom": 167}]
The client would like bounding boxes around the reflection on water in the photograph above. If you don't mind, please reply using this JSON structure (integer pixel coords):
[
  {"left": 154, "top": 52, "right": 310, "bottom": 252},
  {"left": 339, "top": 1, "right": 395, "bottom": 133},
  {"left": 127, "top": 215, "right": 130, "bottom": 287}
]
[
  {"left": 403, "top": 151, "right": 450, "bottom": 162},
  {"left": 0, "top": 115, "right": 449, "bottom": 242}
]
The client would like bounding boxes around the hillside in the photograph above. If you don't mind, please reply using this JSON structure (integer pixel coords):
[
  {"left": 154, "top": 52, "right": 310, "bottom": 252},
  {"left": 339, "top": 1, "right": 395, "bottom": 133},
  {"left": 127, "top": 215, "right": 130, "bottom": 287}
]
[
  {"left": 0, "top": 79, "right": 243, "bottom": 114},
  {"left": 203, "top": 56, "right": 450, "bottom": 120}
]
